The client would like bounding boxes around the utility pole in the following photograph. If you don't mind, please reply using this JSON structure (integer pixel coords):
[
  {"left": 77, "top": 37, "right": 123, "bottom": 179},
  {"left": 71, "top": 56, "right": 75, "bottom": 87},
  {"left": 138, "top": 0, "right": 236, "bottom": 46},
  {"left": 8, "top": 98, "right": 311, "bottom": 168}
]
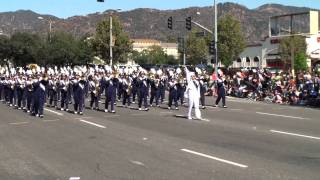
[
  {"left": 214, "top": 0, "right": 218, "bottom": 78},
  {"left": 183, "top": 37, "right": 186, "bottom": 65},
  {"left": 109, "top": 15, "right": 113, "bottom": 66}
]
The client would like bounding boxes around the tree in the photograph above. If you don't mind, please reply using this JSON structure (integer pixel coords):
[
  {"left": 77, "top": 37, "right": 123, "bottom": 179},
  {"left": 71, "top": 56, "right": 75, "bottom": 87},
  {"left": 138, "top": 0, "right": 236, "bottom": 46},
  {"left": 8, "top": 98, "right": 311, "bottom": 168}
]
[
  {"left": 166, "top": 55, "right": 178, "bottom": 65},
  {"left": 279, "top": 35, "right": 307, "bottom": 70},
  {"left": 132, "top": 46, "right": 178, "bottom": 65},
  {"left": 186, "top": 30, "right": 208, "bottom": 65},
  {"left": 10, "top": 32, "right": 42, "bottom": 66},
  {"left": 294, "top": 52, "right": 308, "bottom": 72},
  {"left": 92, "top": 16, "right": 132, "bottom": 64},
  {"left": 218, "top": 14, "right": 246, "bottom": 68},
  {"left": 47, "top": 32, "right": 76, "bottom": 65},
  {"left": 147, "top": 45, "right": 167, "bottom": 64},
  {"left": 132, "top": 50, "right": 149, "bottom": 65},
  {"left": 0, "top": 35, "right": 11, "bottom": 65},
  {"left": 46, "top": 31, "right": 89, "bottom": 66},
  {"left": 77, "top": 36, "right": 94, "bottom": 65}
]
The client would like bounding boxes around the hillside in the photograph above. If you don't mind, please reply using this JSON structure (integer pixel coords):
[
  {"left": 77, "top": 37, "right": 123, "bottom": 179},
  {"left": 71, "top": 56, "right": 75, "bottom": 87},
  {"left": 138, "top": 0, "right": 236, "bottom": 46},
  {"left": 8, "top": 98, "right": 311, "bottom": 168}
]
[{"left": 0, "top": 3, "right": 316, "bottom": 43}]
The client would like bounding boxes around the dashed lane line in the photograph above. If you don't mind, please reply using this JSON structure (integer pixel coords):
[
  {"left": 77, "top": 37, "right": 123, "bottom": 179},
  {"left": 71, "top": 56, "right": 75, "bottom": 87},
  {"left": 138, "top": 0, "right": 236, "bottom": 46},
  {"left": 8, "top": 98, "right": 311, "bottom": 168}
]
[
  {"left": 181, "top": 149, "right": 248, "bottom": 168},
  {"left": 69, "top": 177, "right": 80, "bottom": 180},
  {"left": 43, "top": 119, "right": 60, "bottom": 122},
  {"left": 104, "top": 115, "right": 120, "bottom": 118},
  {"left": 256, "top": 112, "right": 309, "bottom": 120},
  {"left": 9, "top": 122, "right": 29, "bottom": 125},
  {"left": 79, "top": 119, "right": 106, "bottom": 129},
  {"left": 44, "top": 108, "right": 64, "bottom": 116},
  {"left": 270, "top": 130, "right": 320, "bottom": 141}
]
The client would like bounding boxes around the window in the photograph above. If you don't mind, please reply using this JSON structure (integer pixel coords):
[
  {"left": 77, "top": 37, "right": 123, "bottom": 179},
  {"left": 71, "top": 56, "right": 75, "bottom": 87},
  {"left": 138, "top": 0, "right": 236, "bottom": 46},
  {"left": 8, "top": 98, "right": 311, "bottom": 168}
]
[
  {"left": 254, "top": 57, "right": 260, "bottom": 62},
  {"left": 246, "top": 57, "right": 251, "bottom": 62},
  {"left": 236, "top": 58, "right": 241, "bottom": 63}
]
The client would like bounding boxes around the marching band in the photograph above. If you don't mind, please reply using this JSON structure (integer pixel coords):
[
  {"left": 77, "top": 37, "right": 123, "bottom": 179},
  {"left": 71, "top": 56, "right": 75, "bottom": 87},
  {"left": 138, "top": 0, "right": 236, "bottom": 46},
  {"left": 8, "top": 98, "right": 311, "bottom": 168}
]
[{"left": 0, "top": 64, "right": 212, "bottom": 119}]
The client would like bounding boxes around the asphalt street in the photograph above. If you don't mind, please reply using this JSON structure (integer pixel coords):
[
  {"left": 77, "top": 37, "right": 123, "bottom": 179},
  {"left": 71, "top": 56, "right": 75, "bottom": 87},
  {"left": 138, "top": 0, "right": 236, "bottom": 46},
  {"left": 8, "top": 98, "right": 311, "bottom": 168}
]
[{"left": 0, "top": 97, "right": 320, "bottom": 180}]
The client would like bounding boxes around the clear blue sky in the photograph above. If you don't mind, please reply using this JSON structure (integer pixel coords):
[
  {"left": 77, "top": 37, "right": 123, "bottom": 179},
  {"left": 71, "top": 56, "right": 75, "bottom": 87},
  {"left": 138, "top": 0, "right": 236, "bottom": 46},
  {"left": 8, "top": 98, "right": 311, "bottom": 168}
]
[{"left": 0, "top": 0, "right": 318, "bottom": 18}]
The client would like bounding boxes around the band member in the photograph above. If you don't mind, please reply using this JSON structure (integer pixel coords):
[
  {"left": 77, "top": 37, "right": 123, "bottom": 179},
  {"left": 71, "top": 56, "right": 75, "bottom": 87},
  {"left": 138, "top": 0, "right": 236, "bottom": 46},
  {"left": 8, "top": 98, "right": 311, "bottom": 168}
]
[
  {"left": 131, "top": 73, "right": 138, "bottom": 104},
  {"left": 159, "top": 75, "right": 167, "bottom": 104},
  {"left": 168, "top": 77, "right": 179, "bottom": 110},
  {"left": 149, "top": 75, "right": 161, "bottom": 107},
  {"left": 16, "top": 75, "right": 25, "bottom": 110},
  {"left": 117, "top": 75, "right": 124, "bottom": 102},
  {"left": 199, "top": 76, "right": 207, "bottom": 109},
  {"left": 0, "top": 76, "right": 4, "bottom": 101},
  {"left": 122, "top": 75, "right": 132, "bottom": 107},
  {"left": 73, "top": 75, "right": 86, "bottom": 115},
  {"left": 7, "top": 77, "right": 15, "bottom": 106},
  {"left": 185, "top": 67, "right": 201, "bottom": 120},
  {"left": 32, "top": 75, "right": 48, "bottom": 118},
  {"left": 215, "top": 71, "right": 227, "bottom": 108},
  {"left": 177, "top": 76, "right": 186, "bottom": 106},
  {"left": 104, "top": 73, "right": 118, "bottom": 113},
  {"left": 48, "top": 76, "right": 58, "bottom": 108},
  {"left": 137, "top": 71, "right": 149, "bottom": 111},
  {"left": 59, "top": 75, "right": 69, "bottom": 111},
  {"left": 25, "top": 76, "right": 34, "bottom": 113},
  {"left": 89, "top": 77, "right": 100, "bottom": 110}
]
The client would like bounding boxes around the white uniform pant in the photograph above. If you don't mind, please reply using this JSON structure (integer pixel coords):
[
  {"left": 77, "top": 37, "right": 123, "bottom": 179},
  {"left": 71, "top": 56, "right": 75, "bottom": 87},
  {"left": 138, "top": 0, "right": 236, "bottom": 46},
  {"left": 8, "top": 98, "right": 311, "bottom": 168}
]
[{"left": 188, "top": 97, "right": 201, "bottom": 119}]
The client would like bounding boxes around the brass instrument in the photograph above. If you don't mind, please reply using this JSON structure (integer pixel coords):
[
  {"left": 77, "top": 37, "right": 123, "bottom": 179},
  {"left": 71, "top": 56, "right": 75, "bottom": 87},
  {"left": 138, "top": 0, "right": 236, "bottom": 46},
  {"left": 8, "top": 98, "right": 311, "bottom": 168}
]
[
  {"left": 155, "top": 78, "right": 160, "bottom": 88},
  {"left": 94, "top": 80, "right": 100, "bottom": 97},
  {"left": 127, "top": 81, "right": 132, "bottom": 96},
  {"left": 28, "top": 64, "right": 38, "bottom": 71}
]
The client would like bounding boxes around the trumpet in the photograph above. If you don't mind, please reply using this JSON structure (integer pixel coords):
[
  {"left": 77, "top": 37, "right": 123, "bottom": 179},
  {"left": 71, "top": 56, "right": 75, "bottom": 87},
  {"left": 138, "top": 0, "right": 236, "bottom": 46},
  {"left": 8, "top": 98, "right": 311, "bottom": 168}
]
[
  {"left": 92, "top": 80, "right": 100, "bottom": 97},
  {"left": 155, "top": 78, "right": 160, "bottom": 88},
  {"left": 127, "top": 82, "right": 132, "bottom": 95}
]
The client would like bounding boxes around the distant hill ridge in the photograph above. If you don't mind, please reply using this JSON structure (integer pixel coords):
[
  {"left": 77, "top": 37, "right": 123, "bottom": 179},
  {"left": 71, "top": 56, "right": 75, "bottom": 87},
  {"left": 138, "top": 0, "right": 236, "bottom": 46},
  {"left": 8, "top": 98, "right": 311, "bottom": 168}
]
[{"left": 0, "top": 3, "right": 316, "bottom": 43}]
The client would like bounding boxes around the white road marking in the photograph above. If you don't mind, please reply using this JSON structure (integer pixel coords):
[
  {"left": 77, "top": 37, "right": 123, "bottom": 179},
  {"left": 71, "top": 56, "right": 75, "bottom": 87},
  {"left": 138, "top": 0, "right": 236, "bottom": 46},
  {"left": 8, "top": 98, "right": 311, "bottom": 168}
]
[
  {"left": 159, "top": 112, "right": 173, "bottom": 114},
  {"left": 104, "top": 115, "right": 120, "bottom": 118},
  {"left": 43, "top": 119, "right": 60, "bottom": 122},
  {"left": 230, "top": 108, "right": 242, "bottom": 111},
  {"left": 199, "top": 118, "right": 210, "bottom": 122},
  {"left": 181, "top": 149, "right": 248, "bottom": 168},
  {"left": 9, "top": 122, "right": 29, "bottom": 125},
  {"left": 131, "top": 113, "right": 145, "bottom": 116},
  {"left": 143, "top": 137, "right": 148, "bottom": 141},
  {"left": 256, "top": 112, "right": 309, "bottom": 120},
  {"left": 79, "top": 119, "right": 106, "bottom": 129},
  {"left": 75, "top": 116, "right": 93, "bottom": 119},
  {"left": 44, "top": 108, "right": 63, "bottom": 116},
  {"left": 130, "top": 160, "right": 145, "bottom": 167},
  {"left": 69, "top": 177, "right": 80, "bottom": 180},
  {"left": 270, "top": 130, "right": 320, "bottom": 140},
  {"left": 206, "top": 106, "right": 219, "bottom": 109}
]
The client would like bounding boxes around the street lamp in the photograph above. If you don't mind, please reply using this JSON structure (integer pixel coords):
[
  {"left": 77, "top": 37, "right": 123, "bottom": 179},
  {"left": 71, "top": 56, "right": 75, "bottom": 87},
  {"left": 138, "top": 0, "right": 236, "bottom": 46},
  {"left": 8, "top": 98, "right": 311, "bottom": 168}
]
[
  {"left": 38, "top": 16, "right": 53, "bottom": 42},
  {"left": 107, "top": 9, "right": 121, "bottom": 66}
]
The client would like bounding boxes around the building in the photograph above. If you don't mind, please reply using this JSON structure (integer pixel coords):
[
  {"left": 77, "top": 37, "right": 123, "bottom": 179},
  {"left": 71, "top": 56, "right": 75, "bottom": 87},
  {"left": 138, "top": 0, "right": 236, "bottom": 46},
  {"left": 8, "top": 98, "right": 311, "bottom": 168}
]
[
  {"left": 132, "top": 39, "right": 179, "bottom": 59},
  {"left": 233, "top": 11, "right": 320, "bottom": 71}
]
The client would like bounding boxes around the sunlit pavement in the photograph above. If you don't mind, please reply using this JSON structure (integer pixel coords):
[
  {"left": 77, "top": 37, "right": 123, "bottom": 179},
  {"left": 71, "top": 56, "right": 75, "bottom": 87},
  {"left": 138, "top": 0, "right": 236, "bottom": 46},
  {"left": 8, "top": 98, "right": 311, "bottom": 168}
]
[{"left": 0, "top": 97, "right": 319, "bottom": 180}]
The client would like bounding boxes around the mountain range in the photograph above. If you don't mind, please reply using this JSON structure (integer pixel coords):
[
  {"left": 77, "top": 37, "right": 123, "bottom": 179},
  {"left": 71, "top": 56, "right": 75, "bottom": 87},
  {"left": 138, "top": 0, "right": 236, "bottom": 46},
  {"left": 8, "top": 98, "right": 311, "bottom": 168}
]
[{"left": 0, "top": 3, "right": 317, "bottom": 43}]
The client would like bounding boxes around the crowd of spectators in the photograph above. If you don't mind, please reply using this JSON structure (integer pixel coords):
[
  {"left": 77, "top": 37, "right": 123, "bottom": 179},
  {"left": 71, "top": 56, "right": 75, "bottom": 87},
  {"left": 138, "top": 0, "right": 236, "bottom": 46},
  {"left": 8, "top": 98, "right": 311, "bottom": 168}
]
[{"left": 221, "top": 69, "right": 320, "bottom": 107}]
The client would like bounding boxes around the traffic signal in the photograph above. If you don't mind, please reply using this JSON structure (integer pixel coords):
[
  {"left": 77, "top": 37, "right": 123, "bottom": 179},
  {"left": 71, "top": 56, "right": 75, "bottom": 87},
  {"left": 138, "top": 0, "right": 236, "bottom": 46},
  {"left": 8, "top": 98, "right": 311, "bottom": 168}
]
[
  {"left": 168, "top": 16, "right": 173, "bottom": 30},
  {"left": 186, "top": 17, "right": 192, "bottom": 31},
  {"left": 209, "top": 40, "right": 215, "bottom": 55}
]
